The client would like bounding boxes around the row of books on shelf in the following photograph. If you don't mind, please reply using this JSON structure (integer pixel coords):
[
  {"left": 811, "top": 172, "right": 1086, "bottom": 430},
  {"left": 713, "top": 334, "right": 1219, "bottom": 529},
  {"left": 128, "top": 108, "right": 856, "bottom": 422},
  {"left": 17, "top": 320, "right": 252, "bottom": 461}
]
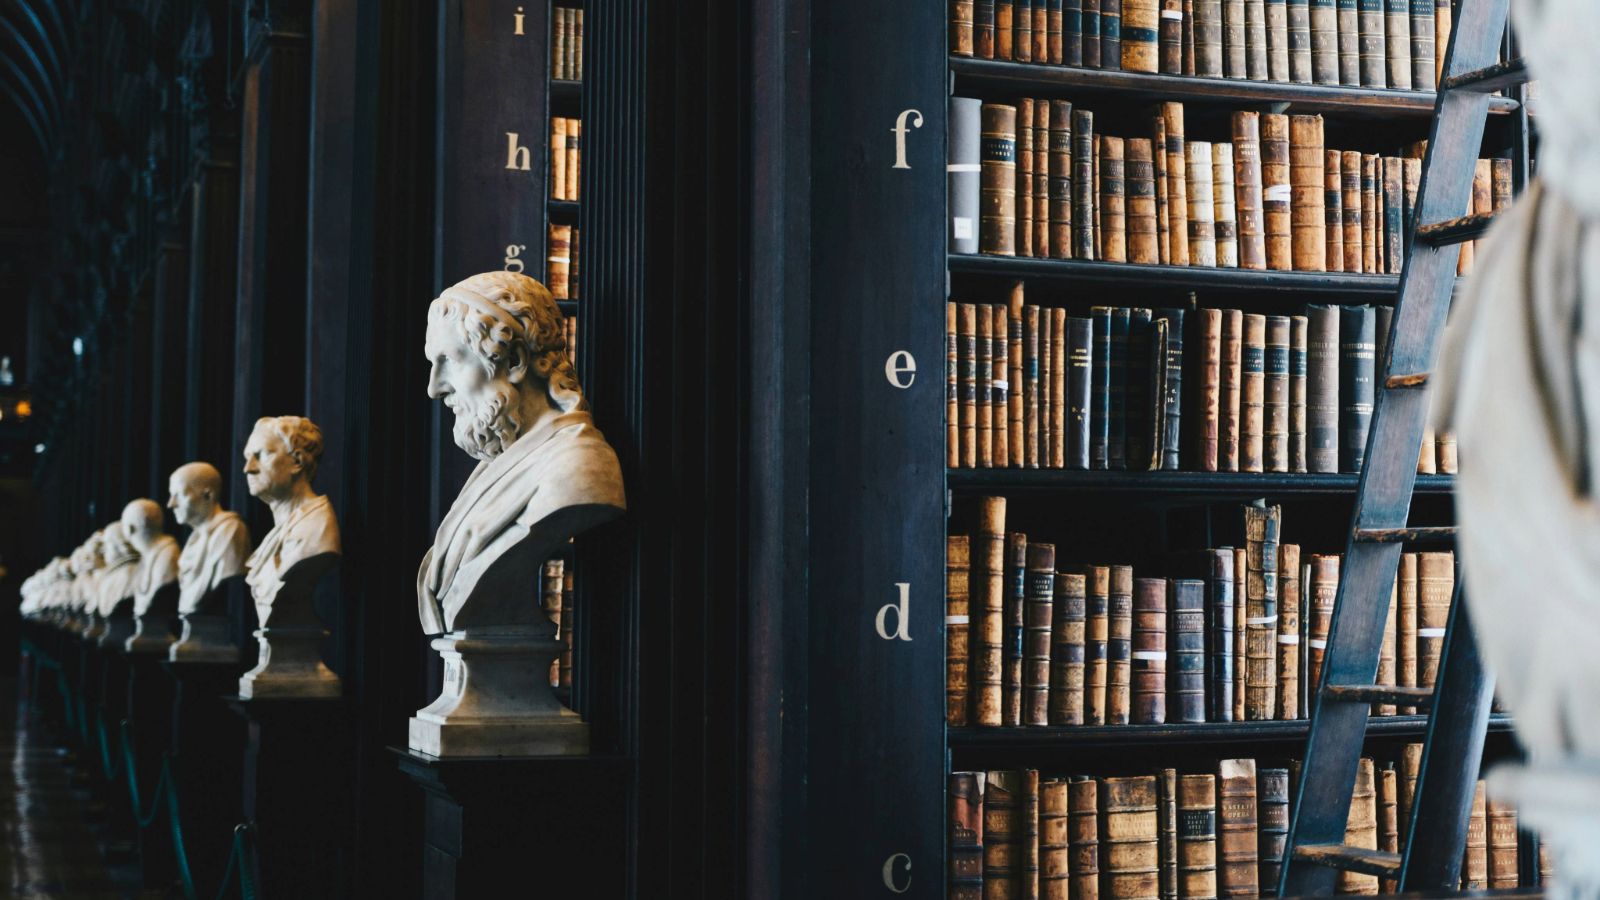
[
  {"left": 549, "top": 224, "right": 580, "bottom": 300},
  {"left": 945, "top": 292, "right": 1458, "bottom": 475},
  {"left": 948, "top": 499, "right": 1457, "bottom": 728},
  {"left": 551, "top": 116, "right": 583, "bottom": 202},
  {"left": 950, "top": 0, "right": 1454, "bottom": 94},
  {"left": 951, "top": 100, "right": 1511, "bottom": 274},
  {"left": 552, "top": 7, "right": 584, "bottom": 81},
  {"left": 948, "top": 754, "right": 1547, "bottom": 900},
  {"left": 540, "top": 558, "right": 576, "bottom": 689}
]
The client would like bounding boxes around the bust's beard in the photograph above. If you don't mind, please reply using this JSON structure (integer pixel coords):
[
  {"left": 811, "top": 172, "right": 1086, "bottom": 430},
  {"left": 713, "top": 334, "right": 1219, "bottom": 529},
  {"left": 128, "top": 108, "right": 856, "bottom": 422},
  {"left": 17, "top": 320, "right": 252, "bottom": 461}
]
[{"left": 449, "top": 381, "right": 523, "bottom": 461}]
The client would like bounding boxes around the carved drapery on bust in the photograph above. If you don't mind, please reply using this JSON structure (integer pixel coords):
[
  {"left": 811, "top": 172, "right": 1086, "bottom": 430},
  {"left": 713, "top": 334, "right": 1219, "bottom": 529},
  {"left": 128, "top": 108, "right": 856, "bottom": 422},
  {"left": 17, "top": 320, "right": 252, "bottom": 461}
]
[
  {"left": 97, "top": 523, "right": 142, "bottom": 617},
  {"left": 170, "top": 461, "right": 252, "bottom": 614}
]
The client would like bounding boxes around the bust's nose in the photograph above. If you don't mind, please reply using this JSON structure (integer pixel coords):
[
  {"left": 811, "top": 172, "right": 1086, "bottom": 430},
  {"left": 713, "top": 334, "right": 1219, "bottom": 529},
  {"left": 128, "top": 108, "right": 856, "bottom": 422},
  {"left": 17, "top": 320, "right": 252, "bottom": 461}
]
[{"left": 427, "top": 360, "right": 449, "bottom": 400}]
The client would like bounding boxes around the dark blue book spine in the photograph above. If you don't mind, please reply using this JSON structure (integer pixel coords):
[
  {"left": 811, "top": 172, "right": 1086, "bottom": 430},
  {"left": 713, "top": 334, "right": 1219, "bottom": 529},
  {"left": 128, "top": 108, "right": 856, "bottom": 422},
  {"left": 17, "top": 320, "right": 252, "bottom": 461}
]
[
  {"left": 1102, "top": 0, "right": 1123, "bottom": 69},
  {"left": 1156, "top": 308, "right": 1186, "bottom": 470},
  {"left": 1091, "top": 307, "right": 1113, "bottom": 468},
  {"left": 1109, "top": 307, "right": 1132, "bottom": 468},
  {"left": 1338, "top": 304, "right": 1375, "bottom": 473},
  {"left": 1126, "top": 308, "right": 1153, "bottom": 470},
  {"left": 1064, "top": 0, "right": 1085, "bottom": 65}
]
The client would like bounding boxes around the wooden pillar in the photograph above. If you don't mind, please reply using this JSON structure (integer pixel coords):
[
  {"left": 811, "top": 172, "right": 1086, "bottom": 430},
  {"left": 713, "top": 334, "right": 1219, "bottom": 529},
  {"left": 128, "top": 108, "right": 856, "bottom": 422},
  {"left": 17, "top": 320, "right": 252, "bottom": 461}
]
[
  {"left": 185, "top": 157, "right": 241, "bottom": 478},
  {"left": 151, "top": 236, "right": 190, "bottom": 497}
]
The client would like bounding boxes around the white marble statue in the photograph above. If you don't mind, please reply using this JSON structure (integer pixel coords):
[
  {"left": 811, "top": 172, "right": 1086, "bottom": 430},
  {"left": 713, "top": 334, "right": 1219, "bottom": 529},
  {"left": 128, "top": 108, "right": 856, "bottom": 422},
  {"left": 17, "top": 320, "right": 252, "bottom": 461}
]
[
  {"left": 238, "top": 415, "right": 342, "bottom": 697},
  {"left": 71, "top": 531, "right": 106, "bottom": 630},
  {"left": 410, "top": 270, "right": 624, "bottom": 756},
  {"left": 95, "top": 524, "right": 141, "bottom": 647},
  {"left": 122, "top": 499, "right": 181, "bottom": 653},
  {"left": 166, "top": 461, "right": 251, "bottom": 663}
]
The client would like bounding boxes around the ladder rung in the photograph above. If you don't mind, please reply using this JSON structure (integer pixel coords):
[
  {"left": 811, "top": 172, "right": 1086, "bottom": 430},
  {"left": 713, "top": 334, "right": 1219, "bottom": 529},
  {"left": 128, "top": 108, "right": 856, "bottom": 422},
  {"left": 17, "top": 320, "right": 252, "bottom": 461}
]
[
  {"left": 1354, "top": 527, "right": 1457, "bottom": 544},
  {"left": 1441, "top": 57, "right": 1529, "bottom": 94},
  {"left": 1415, "top": 212, "right": 1497, "bottom": 246},
  {"left": 1294, "top": 844, "right": 1404, "bottom": 878},
  {"left": 1385, "top": 372, "right": 1429, "bottom": 389},
  {"left": 1322, "top": 684, "right": 1436, "bottom": 708}
]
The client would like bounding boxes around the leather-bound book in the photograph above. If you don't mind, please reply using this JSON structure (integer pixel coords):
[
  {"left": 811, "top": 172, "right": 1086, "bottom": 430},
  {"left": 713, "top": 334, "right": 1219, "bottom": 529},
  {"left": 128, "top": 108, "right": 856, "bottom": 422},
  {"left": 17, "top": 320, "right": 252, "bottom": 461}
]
[
  {"left": 1086, "top": 565, "right": 1112, "bottom": 724},
  {"left": 1026, "top": 304, "right": 1042, "bottom": 467},
  {"left": 1378, "top": 765, "right": 1399, "bottom": 892},
  {"left": 995, "top": 305, "right": 1011, "bottom": 467},
  {"left": 1232, "top": 113, "right": 1266, "bottom": 270},
  {"left": 1323, "top": 150, "right": 1343, "bottom": 272},
  {"left": 1011, "top": 285, "right": 1026, "bottom": 467},
  {"left": 1309, "top": 0, "right": 1338, "bottom": 82},
  {"left": 1104, "top": 0, "right": 1125, "bottom": 67},
  {"left": 981, "top": 104, "right": 1019, "bottom": 256},
  {"left": 1178, "top": 775, "right": 1218, "bottom": 900},
  {"left": 1036, "top": 102, "right": 1053, "bottom": 259},
  {"left": 1260, "top": 114, "right": 1292, "bottom": 270},
  {"left": 1289, "top": 315, "right": 1308, "bottom": 472},
  {"left": 1244, "top": 504, "right": 1282, "bottom": 720},
  {"left": 1208, "top": 548, "right": 1236, "bottom": 722},
  {"left": 1184, "top": 0, "right": 1198, "bottom": 74},
  {"left": 1162, "top": 103, "right": 1190, "bottom": 267},
  {"left": 1257, "top": 767, "right": 1289, "bottom": 895},
  {"left": 1212, "top": 143, "right": 1238, "bottom": 267},
  {"left": 1037, "top": 0, "right": 1053, "bottom": 61},
  {"left": 1276, "top": 543, "right": 1301, "bottom": 719},
  {"left": 1132, "top": 577, "right": 1168, "bottom": 724},
  {"left": 1066, "top": 0, "right": 1084, "bottom": 67},
  {"left": 1102, "top": 776, "right": 1161, "bottom": 900},
  {"left": 1266, "top": 0, "right": 1289, "bottom": 80},
  {"left": 951, "top": 97, "right": 983, "bottom": 255},
  {"left": 1338, "top": 305, "right": 1375, "bottom": 472},
  {"left": 1233, "top": 547, "right": 1247, "bottom": 722},
  {"left": 1487, "top": 796, "right": 1519, "bottom": 888},
  {"left": 1128, "top": 309, "right": 1155, "bottom": 469},
  {"left": 1432, "top": 0, "right": 1449, "bottom": 82},
  {"left": 948, "top": 305, "right": 960, "bottom": 468},
  {"left": 1286, "top": 0, "right": 1311, "bottom": 81},
  {"left": 1085, "top": 0, "right": 1103, "bottom": 65},
  {"left": 1161, "top": 0, "right": 1186, "bottom": 72},
  {"left": 1193, "top": 308, "right": 1223, "bottom": 471},
  {"left": 1216, "top": 760, "right": 1259, "bottom": 898},
  {"left": 1124, "top": 0, "right": 1161, "bottom": 70},
  {"left": 1357, "top": 0, "right": 1384, "bottom": 86},
  {"left": 1101, "top": 136, "right": 1129, "bottom": 263},
  {"left": 1381, "top": 157, "right": 1403, "bottom": 273},
  {"left": 1169, "top": 579, "right": 1206, "bottom": 723},
  {"left": 952, "top": 772, "right": 987, "bottom": 899},
  {"left": 1462, "top": 780, "right": 1488, "bottom": 889},
  {"left": 1241, "top": 314, "right": 1266, "bottom": 473},
  {"left": 1219, "top": 309, "right": 1244, "bottom": 471},
  {"left": 1127, "top": 139, "right": 1161, "bottom": 264},
  {"left": 1375, "top": 576, "right": 1397, "bottom": 714},
  {"left": 979, "top": 304, "right": 994, "bottom": 467},
  {"left": 1072, "top": 778, "right": 1102, "bottom": 900},
  {"left": 1110, "top": 309, "right": 1132, "bottom": 469},
  {"left": 1462, "top": 157, "right": 1490, "bottom": 275},
  {"left": 1153, "top": 112, "right": 1171, "bottom": 263},
  {"left": 955, "top": 0, "right": 978, "bottom": 55},
  {"left": 1025, "top": 544, "right": 1058, "bottom": 726},
  {"left": 1402, "top": 156, "right": 1421, "bottom": 263},
  {"left": 1416, "top": 551, "right": 1453, "bottom": 690},
  {"left": 1340, "top": 150, "right": 1363, "bottom": 272},
  {"left": 561, "top": 567, "right": 575, "bottom": 688},
  {"left": 987, "top": 770, "right": 1023, "bottom": 897},
  {"left": 1000, "top": 0, "right": 1017, "bottom": 58},
  {"left": 1092, "top": 307, "right": 1114, "bottom": 468},
  {"left": 961, "top": 304, "right": 979, "bottom": 467},
  {"left": 1069, "top": 317, "right": 1094, "bottom": 468},
  {"left": 978, "top": 0, "right": 997, "bottom": 56},
  {"left": 972, "top": 497, "right": 1008, "bottom": 725},
  {"left": 566, "top": 120, "right": 581, "bottom": 200},
  {"left": 1541, "top": 843, "right": 1555, "bottom": 883},
  {"left": 1195, "top": 0, "right": 1225, "bottom": 75},
  {"left": 551, "top": 118, "right": 569, "bottom": 201},
  {"left": 1074, "top": 111, "right": 1098, "bottom": 260},
  {"left": 548, "top": 224, "right": 573, "bottom": 299},
  {"left": 554, "top": 10, "right": 569, "bottom": 78},
  {"left": 1049, "top": 0, "right": 1066, "bottom": 62},
  {"left": 1337, "top": 0, "right": 1359, "bottom": 83},
  {"left": 1361, "top": 154, "right": 1379, "bottom": 273},
  {"left": 1043, "top": 311, "right": 1055, "bottom": 467},
  {"left": 1245, "top": 0, "right": 1268, "bottom": 78},
  {"left": 1306, "top": 553, "right": 1338, "bottom": 693},
  {"left": 1051, "top": 102, "right": 1075, "bottom": 260},
  {"left": 1408, "top": 0, "right": 1434, "bottom": 90},
  {"left": 1190, "top": 140, "right": 1209, "bottom": 264},
  {"left": 1053, "top": 308, "right": 1070, "bottom": 467},
  {"left": 1305, "top": 305, "right": 1340, "bottom": 472},
  {"left": 1437, "top": 431, "right": 1457, "bottom": 474},
  {"left": 1491, "top": 157, "right": 1512, "bottom": 213},
  {"left": 1026, "top": 770, "right": 1043, "bottom": 899},
  {"left": 1340, "top": 758, "right": 1379, "bottom": 895},
  {"left": 1052, "top": 572, "right": 1088, "bottom": 724},
  {"left": 1384, "top": 0, "right": 1411, "bottom": 89},
  {"left": 1264, "top": 316, "right": 1290, "bottom": 472},
  {"left": 1398, "top": 742, "right": 1422, "bottom": 831},
  {"left": 1155, "top": 308, "right": 1186, "bottom": 470},
  {"left": 1288, "top": 115, "right": 1326, "bottom": 270},
  {"left": 949, "top": 536, "right": 974, "bottom": 724},
  {"left": 1109, "top": 565, "right": 1135, "bottom": 725},
  {"left": 1004, "top": 533, "right": 1030, "bottom": 726},
  {"left": 1158, "top": 770, "right": 1180, "bottom": 900},
  {"left": 1222, "top": 0, "right": 1247, "bottom": 77},
  {"left": 1397, "top": 552, "right": 1418, "bottom": 713},
  {"left": 1018, "top": 99, "right": 1036, "bottom": 257},
  {"left": 1043, "top": 780, "right": 1072, "bottom": 900}
]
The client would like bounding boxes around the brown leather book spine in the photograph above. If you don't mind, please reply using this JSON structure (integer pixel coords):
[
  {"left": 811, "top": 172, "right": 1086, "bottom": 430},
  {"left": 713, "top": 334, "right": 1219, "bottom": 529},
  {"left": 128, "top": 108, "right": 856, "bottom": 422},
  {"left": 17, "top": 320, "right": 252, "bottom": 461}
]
[
  {"left": 1287, "top": 0, "right": 1311, "bottom": 81},
  {"left": 987, "top": 770, "right": 1023, "bottom": 898},
  {"left": 954, "top": 0, "right": 978, "bottom": 54},
  {"left": 1487, "top": 797, "right": 1520, "bottom": 889},
  {"left": 1264, "top": 316, "right": 1290, "bottom": 472},
  {"left": 1086, "top": 565, "right": 1111, "bottom": 725},
  {"left": 1275, "top": 543, "right": 1300, "bottom": 719},
  {"left": 1361, "top": 154, "right": 1379, "bottom": 273},
  {"left": 1153, "top": 112, "right": 1170, "bottom": 264},
  {"left": 1437, "top": 430, "right": 1457, "bottom": 474},
  {"left": 1256, "top": 767, "right": 1289, "bottom": 895},
  {"left": 1310, "top": 0, "right": 1338, "bottom": 82},
  {"left": 972, "top": 497, "right": 1008, "bottom": 725},
  {"left": 1004, "top": 533, "right": 1029, "bottom": 726},
  {"left": 1075, "top": 110, "right": 1097, "bottom": 260},
  {"left": 1416, "top": 550, "right": 1453, "bottom": 690},
  {"left": 1244, "top": 504, "right": 1281, "bottom": 719},
  {"left": 551, "top": 117, "right": 568, "bottom": 201},
  {"left": 960, "top": 304, "right": 979, "bottom": 467},
  {"left": 1126, "top": 139, "right": 1160, "bottom": 265},
  {"left": 1378, "top": 765, "right": 1399, "bottom": 892},
  {"left": 1266, "top": 0, "right": 1288, "bottom": 79},
  {"left": 1385, "top": 0, "right": 1411, "bottom": 89},
  {"left": 1462, "top": 780, "right": 1488, "bottom": 889},
  {"left": 1232, "top": 547, "right": 1246, "bottom": 722},
  {"left": 1245, "top": 0, "right": 1268, "bottom": 77},
  {"left": 1194, "top": 308, "right": 1222, "bottom": 471},
  {"left": 1469, "top": 157, "right": 1491, "bottom": 272},
  {"left": 1102, "top": 776, "right": 1161, "bottom": 900},
  {"left": 1183, "top": 0, "right": 1196, "bottom": 76},
  {"left": 560, "top": 566, "right": 575, "bottom": 688},
  {"left": 948, "top": 535, "right": 973, "bottom": 725},
  {"left": 1219, "top": 309, "right": 1243, "bottom": 471},
  {"left": 978, "top": 0, "right": 996, "bottom": 56},
  {"left": 1018, "top": 99, "right": 1036, "bottom": 258},
  {"left": 1035, "top": 101, "right": 1052, "bottom": 258},
  {"left": 979, "top": 304, "right": 995, "bottom": 467},
  {"left": 1260, "top": 114, "right": 1291, "bottom": 270},
  {"left": 1381, "top": 156, "right": 1404, "bottom": 273},
  {"left": 1397, "top": 552, "right": 1418, "bottom": 712},
  {"left": 1231, "top": 113, "right": 1266, "bottom": 270},
  {"left": 1052, "top": 573, "right": 1088, "bottom": 725},
  {"left": 994, "top": 305, "right": 1012, "bottom": 468},
  {"left": 1050, "top": 102, "right": 1075, "bottom": 261},
  {"left": 1095, "top": 137, "right": 1104, "bottom": 259},
  {"left": 1340, "top": 149, "right": 1363, "bottom": 272},
  {"left": 1158, "top": 769, "right": 1179, "bottom": 900},
  {"left": 1101, "top": 136, "right": 1128, "bottom": 263},
  {"left": 1491, "top": 157, "right": 1512, "bottom": 213},
  {"left": 566, "top": 120, "right": 581, "bottom": 201},
  {"left": 1194, "top": 0, "right": 1223, "bottom": 75},
  {"left": 949, "top": 304, "right": 961, "bottom": 468},
  {"left": 1339, "top": 758, "right": 1379, "bottom": 895},
  {"left": 1025, "top": 543, "right": 1057, "bottom": 726},
  {"left": 1010, "top": 285, "right": 1026, "bottom": 466},
  {"left": 1163, "top": 103, "right": 1190, "bottom": 267},
  {"left": 1124, "top": 0, "right": 1162, "bottom": 70},
  {"left": 1013, "top": 0, "right": 1031, "bottom": 60},
  {"left": 1432, "top": 0, "right": 1450, "bottom": 82},
  {"left": 1026, "top": 769, "right": 1043, "bottom": 899},
  {"left": 1323, "top": 149, "right": 1343, "bottom": 272},
  {"left": 1109, "top": 565, "right": 1134, "bottom": 725},
  {"left": 1289, "top": 314, "right": 1307, "bottom": 472},
  {"left": 1132, "top": 577, "right": 1168, "bottom": 724},
  {"left": 1052, "top": 308, "right": 1069, "bottom": 468},
  {"left": 1216, "top": 759, "right": 1259, "bottom": 898},
  {"left": 1212, "top": 142, "right": 1238, "bottom": 267},
  {"left": 1072, "top": 778, "right": 1102, "bottom": 900},
  {"left": 951, "top": 772, "right": 986, "bottom": 900},
  {"left": 1399, "top": 742, "right": 1422, "bottom": 829},
  {"left": 1289, "top": 114, "right": 1326, "bottom": 271},
  {"left": 1026, "top": 304, "right": 1042, "bottom": 467},
  {"left": 1307, "top": 553, "right": 1338, "bottom": 693},
  {"left": 1035, "top": 0, "right": 1051, "bottom": 61},
  {"left": 1375, "top": 575, "right": 1397, "bottom": 714},
  {"left": 1337, "top": 0, "right": 1359, "bottom": 84},
  {"left": 1541, "top": 843, "right": 1555, "bottom": 883},
  {"left": 1043, "top": 780, "right": 1072, "bottom": 900},
  {"left": 1222, "top": 0, "right": 1246, "bottom": 77},
  {"left": 1177, "top": 774, "right": 1218, "bottom": 900},
  {"left": 983, "top": 104, "right": 1020, "bottom": 256},
  {"left": 1161, "top": 0, "right": 1186, "bottom": 73},
  {"left": 547, "top": 223, "right": 572, "bottom": 299},
  {"left": 1049, "top": 0, "right": 1065, "bottom": 61},
  {"left": 1241, "top": 314, "right": 1266, "bottom": 473},
  {"left": 1185, "top": 141, "right": 1217, "bottom": 267}
]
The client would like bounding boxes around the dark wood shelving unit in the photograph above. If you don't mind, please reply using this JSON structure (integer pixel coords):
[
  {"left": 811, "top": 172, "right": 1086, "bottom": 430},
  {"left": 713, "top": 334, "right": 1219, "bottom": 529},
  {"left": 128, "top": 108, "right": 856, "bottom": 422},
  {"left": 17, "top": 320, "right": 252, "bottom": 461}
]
[
  {"left": 549, "top": 199, "right": 580, "bottom": 219},
  {"left": 950, "top": 57, "right": 1520, "bottom": 118},
  {"left": 557, "top": 300, "right": 577, "bottom": 315},
  {"left": 949, "top": 713, "right": 1516, "bottom": 753},
  {"left": 550, "top": 78, "right": 582, "bottom": 104},
  {"left": 948, "top": 469, "right": 1457, "bottom": 496},
  {"left": 950, "top": 252, "right": 1403, "bottom": 294}
]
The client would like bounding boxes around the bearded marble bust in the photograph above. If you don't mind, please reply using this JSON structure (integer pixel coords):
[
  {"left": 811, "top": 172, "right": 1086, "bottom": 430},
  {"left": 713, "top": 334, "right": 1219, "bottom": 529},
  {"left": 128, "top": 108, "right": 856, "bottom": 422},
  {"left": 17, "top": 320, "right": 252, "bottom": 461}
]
[
  {"left": 242, "top": 415, "right": 341, "bottom": 623},
  {"left": 418, "top": 271, "right": 625, "bottom": 635},
  {"left": 169, "top": 461, "right": 251, "bottom": 615}
]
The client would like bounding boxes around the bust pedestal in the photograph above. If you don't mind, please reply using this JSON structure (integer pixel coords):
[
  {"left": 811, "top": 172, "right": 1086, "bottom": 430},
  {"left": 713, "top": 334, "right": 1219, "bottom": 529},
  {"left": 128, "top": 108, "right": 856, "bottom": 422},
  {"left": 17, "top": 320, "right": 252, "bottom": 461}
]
[
  {"left": 124, "top": 651, "right": 177, "bottom": 890},
  {"left": 170, "top": 612, "right": 240, "bottom": 663},
  {"left": 407, "top": 628, "right": 587, "bottom": 757},
  {"left": 165, "top": 661, "right": 248, "bottom": 895},
  {"left": 239, "top": 553, "right": 341, "bottom": 699},
  {"left": 125, "top": 583, "right": 180, "bottom": 655},
  {"left": 98, "top": 606, "right": 136, "bottom": 650}
]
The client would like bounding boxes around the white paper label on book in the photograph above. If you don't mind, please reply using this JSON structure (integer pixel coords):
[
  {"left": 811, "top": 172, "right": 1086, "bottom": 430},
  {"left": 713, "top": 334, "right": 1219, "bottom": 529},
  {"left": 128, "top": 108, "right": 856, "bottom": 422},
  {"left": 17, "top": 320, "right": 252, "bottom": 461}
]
[
  {"left": 952, "top": 216, "right": 975, "bottom": 239},
  {"left": 1417, "top": 627, "right": 1447, "bottom": 638},
  {"left": 1132, "top": 650, "right": 1169, "bottom": 661},
  {"left": 1265, "top": 184, "right": 1294, "bottom": 202},
  {"left": 945, "top": 614, "right": 970, "bottom": 625},
  {"left": 1309, "top": 638, "right": 1328, "bottom": 649},
  {"left": 1162, "top": 8, "right": 1184, "bottom": 18},
  {"left": 1276, "top": 634, "right": 1300, "bottom": 644},
  {"left": 1247, "top": 615, "right": 1280, "bottom": 625}
]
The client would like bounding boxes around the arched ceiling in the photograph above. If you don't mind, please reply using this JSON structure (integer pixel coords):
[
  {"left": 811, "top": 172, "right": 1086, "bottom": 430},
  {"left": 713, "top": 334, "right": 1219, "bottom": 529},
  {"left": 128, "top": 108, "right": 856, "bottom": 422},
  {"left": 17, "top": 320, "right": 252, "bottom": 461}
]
[{"left": 0, "top": 0, "right": 70, "bottom": 161}]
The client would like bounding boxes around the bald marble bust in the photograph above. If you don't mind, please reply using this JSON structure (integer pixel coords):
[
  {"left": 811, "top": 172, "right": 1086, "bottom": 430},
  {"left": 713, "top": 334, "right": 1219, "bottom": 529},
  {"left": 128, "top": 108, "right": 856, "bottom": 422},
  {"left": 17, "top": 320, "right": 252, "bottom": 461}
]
[
  {"left": 169, "top": 462, "right": 252, "bottom": 614},
  {"left": 242, "top": 415, "right": 341, "bottom": 623}
]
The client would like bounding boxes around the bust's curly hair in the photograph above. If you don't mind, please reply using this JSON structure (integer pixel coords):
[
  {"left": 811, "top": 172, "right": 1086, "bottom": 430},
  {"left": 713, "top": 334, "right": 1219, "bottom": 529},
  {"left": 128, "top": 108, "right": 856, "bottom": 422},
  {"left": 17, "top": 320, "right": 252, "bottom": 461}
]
[
  {"left": 252, "top": 416, "right": 326, "bottom": 483},
  {"left": 427, "top": 271, "right": 584, "bottom": 413}
]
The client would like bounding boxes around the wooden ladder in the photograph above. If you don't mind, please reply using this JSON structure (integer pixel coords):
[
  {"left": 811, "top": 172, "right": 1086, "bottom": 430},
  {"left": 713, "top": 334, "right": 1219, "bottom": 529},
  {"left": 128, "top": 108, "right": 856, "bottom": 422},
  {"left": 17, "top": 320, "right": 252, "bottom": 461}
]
[{"left": 1278, "top": 0, "right": 1530, "bottom": 893}]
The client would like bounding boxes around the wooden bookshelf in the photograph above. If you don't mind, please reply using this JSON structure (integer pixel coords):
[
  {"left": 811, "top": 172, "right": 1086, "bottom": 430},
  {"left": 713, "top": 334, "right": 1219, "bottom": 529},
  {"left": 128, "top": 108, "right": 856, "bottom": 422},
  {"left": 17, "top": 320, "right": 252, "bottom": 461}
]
[
  {"left": 550, "top": 78, "right": 582, "bottom": 104},
  {"left": 949, "top": 712, "right": 1516, "bottom": 752},
  {"left": 949, "top": 253, "right": 1403, "bottom": 294},
  {"left": 948, "top": 470, "right": 1457, "bottom": 496}
]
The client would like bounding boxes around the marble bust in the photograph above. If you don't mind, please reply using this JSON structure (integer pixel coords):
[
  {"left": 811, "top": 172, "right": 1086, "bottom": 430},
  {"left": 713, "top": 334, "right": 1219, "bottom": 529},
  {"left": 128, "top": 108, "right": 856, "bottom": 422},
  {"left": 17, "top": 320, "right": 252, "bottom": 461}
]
[
  {"left": 122, "top": 499, "right": 180, "bottom": 653},
  {"left": 410, "top": 270, "right": 624, "bottom": 756},
  {"left": 170, "top": 462, "right": 252, "bottom": 615},
  {"left": 238, "top": 415, "right": 342, "bottom": 697},
  {"left": 95, "top": 523, "right": 141, "bottom": 647}
]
